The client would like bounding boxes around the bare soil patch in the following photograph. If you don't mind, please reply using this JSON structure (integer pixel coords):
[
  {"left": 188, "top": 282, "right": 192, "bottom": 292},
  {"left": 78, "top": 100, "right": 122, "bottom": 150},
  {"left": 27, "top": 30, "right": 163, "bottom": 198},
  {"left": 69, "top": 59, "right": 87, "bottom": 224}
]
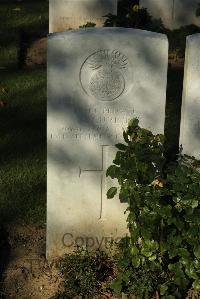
[{"left": 1, "top": 225, "right": 62, "bottom": 299}]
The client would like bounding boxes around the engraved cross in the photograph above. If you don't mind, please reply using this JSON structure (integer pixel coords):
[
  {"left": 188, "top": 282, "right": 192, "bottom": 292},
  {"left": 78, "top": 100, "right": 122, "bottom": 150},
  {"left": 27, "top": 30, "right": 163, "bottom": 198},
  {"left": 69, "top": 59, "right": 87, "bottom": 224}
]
[{"left": 79, "top": 145, "right": 109, "bottom": 220}]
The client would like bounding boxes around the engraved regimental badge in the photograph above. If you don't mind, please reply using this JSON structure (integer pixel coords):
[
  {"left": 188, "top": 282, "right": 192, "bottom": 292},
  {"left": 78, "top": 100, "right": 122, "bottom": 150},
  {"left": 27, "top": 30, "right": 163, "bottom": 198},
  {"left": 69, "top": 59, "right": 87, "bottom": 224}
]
[{"left": 80, "top": 49, "right": 130, "bottom": 101}]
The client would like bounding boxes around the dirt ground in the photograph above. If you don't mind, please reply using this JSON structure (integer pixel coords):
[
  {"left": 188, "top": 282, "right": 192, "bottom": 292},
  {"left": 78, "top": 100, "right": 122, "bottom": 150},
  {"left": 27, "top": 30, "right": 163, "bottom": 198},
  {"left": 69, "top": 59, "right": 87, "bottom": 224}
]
[{"left": 0, "top": 225, "right": 62, "bottom": 299}]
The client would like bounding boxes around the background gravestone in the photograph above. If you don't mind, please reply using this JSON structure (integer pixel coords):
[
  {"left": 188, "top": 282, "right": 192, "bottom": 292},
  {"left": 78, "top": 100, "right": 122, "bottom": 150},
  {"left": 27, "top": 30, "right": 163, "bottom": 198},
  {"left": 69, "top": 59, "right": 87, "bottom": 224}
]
[
  {"left": 49, "top": 0, "right": 118, "bottom": 33},
  {"left": 140, "top": 0, "right": 200, "bottom": 29},
  {"left": 47, "top": 28, "right": 168, "bottom": 258},
  {"left": 180, "top": 34, "right": 200, "bottom": 160}
]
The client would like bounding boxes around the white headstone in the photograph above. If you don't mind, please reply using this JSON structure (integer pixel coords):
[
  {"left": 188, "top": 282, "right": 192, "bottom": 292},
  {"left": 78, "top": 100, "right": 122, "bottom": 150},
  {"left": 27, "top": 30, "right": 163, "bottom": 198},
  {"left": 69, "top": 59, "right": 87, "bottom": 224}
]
[
  {"left": 47, "top": 28, "right": 168, "bottom": 258},
  {"left": 180, "top": 34, "right": 200, "bottom": 160},
  {"left": 49, "top": 0, "right": 118, "bottom": 33},
  {"left": 140, "top": 0, "right": 200, "bottom": 29}
]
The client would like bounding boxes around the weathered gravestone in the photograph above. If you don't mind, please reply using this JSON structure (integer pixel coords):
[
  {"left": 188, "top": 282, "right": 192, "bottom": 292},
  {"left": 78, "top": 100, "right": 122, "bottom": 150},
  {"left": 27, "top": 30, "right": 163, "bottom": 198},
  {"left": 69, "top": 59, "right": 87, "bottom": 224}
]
[
  {"left": 49, "top": 0, "right": 118, "bottom": 33},
  {"left": 47, "top": 28, "right": 168, "bottom": 258},
  {"left": 140, "top": 0, "right": 200, "bottom": 29},
  {"left": 180, "top": 34, "right": 200, "bottom": 160}
]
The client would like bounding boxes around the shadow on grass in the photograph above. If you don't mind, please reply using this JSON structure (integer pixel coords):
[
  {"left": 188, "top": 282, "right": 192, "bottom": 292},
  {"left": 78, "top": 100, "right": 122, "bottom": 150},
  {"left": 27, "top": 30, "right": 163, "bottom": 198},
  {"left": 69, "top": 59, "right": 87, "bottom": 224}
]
[
  {"left": 0, "top": 0, "right": 47, "bottom": 287},
  {"left": 0, "top": 1, "right": 48, "bottom": 68},
  {"left": 0, "top": 69, "right": 46, "bottom": 226}
]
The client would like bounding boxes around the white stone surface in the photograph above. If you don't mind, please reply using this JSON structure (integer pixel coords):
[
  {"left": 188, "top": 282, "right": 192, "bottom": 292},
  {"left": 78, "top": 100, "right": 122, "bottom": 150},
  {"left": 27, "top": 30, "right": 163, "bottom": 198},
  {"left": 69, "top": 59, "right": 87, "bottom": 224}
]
[
  {"left": 140, "top": 0, "right": 200, "bottom": 29},
  {"left": 47, "top": 28, "right": 168, "bottom": 258},
  {"left": 49, "top": 0, "right": 118, "bottom": 33},
  {"left": 180, "top": 34, "right": 200, "bottom": 160}
]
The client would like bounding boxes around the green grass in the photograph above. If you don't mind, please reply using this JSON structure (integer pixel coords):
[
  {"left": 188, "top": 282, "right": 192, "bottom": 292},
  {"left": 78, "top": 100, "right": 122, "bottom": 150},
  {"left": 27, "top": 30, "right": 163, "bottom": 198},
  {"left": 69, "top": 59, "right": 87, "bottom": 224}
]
[
  {"left": 0, "top": 1, "right": 48, "bottom": 30},
  {"left": 0, "top": 1, "right": 47, "bottom": 225},
  {"left": 0, "top": 0, "right": 48, "bottom": 68},
  {"left": 0, "top": 69, "right": 46, "bottom": 225}
]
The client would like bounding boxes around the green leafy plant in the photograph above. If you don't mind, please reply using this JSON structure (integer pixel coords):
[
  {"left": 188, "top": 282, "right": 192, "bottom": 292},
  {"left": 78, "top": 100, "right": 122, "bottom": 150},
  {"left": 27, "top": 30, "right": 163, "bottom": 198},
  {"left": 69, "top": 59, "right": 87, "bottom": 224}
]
[
  {"left": 104, "top": 5, "right": 153, "bottom": 30},
  {"left": 79, "top": 22, "right": 96, "bottom": 28},
  {"left": 107, "top": 118, "right": 200, "bottom": 298}
]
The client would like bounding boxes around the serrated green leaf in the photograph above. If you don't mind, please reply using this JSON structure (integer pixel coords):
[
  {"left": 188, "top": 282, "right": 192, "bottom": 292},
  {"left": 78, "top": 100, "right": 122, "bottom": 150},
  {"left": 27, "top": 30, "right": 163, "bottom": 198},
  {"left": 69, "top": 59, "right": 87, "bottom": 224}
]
[
  {"left": 194, "top": 246, "right": 200, "bottom": 259},
  {"left": 191, "top": 200, "right": 199, "bottom": 208},
  {"left": 178, "top": 248, "right": 190, "bottom": 258},
  {"left": 122, "top": 272, "right": 131, "bottom": 283},
  {"left": 110, "top": 279, "right": 122, "bottom": 294},
  {"left": 119, "top": 189, "right": 128, "bottom": 203},
  {"left": 128, "top": 118, "right": 139, "bottom": 128},
  {"left": 131, "top": 246, "right": 139, "bottom": 256},
  {"left": 192, "top": 279, "right": 200, "bottom": 291},
  {"left": 160, "top": 283, "right": 168, "bottom": 295},
  {"left": 148, "top": 254, "right": 157, "bottom": 261},
  {"left": 106, "top": 165, "right": 120, "bottom": 179},
  {"left": 131, "top": 256, "right": 140, "bottom": 268},
  {"left": 107, "top": 187, "right": 117, "bottom": 199},
  {"left": 115, "top": 143, "right": 127, "bottom": 151}
]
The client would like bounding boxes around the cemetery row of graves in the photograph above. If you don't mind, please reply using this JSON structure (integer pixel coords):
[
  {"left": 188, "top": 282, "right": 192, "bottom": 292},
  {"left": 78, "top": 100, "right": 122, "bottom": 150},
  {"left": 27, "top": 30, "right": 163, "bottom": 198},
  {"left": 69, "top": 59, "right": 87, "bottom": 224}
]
[{"left": 0, "top": 0, "right": 200, "bottom": 298}]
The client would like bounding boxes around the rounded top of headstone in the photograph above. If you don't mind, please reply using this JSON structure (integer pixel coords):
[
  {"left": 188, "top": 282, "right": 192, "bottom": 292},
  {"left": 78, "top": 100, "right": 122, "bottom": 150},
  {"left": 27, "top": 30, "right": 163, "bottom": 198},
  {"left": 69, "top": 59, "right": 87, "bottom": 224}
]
[
  {"left": 48, "top": 27, "right": 168, "bottom": 42},
  {"left": 187, "top": 33, "right": 200, "bottom": 41}
]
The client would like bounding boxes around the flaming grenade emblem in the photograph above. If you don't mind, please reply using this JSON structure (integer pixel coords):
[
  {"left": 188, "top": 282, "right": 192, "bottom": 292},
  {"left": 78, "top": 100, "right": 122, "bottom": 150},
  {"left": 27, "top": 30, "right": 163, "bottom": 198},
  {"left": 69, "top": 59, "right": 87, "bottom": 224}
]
[{"left": 80, "top": 50, "right": 129, "bottom": 101}]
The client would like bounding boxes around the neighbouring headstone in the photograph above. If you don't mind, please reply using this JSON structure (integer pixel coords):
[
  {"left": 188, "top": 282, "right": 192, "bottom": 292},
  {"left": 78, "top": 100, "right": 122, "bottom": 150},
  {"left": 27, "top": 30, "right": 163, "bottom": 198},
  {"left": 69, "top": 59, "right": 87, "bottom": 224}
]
[
  {"left": 140, "top": 0, "right": 200, "bottom": 29},
  {"left": 47, "top": 28, "right": 168, "bottom": 258},
  {"left": 180, "top": 34, "right": 200, "bottom": 160},
  {"left": 49, "top": 0, "right": 118, "bottom": 33}
]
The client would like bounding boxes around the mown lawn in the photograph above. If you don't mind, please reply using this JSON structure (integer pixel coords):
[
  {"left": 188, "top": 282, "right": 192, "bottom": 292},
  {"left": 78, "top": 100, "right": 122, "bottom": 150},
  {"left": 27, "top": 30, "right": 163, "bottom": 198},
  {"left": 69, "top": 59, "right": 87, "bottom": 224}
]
[
  {"left": 0, "top": 0, "right": 48, "bottom": 225},
  {"left": 0, "top": 0, "right": 48, "bottom": 68}
]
